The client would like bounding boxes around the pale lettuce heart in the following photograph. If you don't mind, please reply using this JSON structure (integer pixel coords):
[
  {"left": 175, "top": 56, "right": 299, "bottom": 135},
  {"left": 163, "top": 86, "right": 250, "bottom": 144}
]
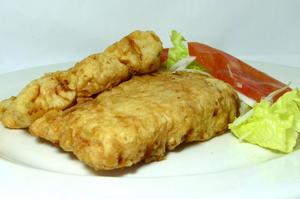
[{"left": 229, "top": 89, "right": 300, "bottom": 153}]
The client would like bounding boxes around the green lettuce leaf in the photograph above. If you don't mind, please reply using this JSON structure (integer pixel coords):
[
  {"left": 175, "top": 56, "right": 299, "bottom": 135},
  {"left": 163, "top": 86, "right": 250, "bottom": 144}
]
[
  {"left": 229, "top": 88, "right": 300, "bottom": 153},
  {"left": 166, "top": 30, "right": 189, "bottom": 69},
  {"left": 165, "top": 30, "right": 206, "bottom": 72},
  {"left": 186, "top": 61, "right": 208, "bottom": 71}
]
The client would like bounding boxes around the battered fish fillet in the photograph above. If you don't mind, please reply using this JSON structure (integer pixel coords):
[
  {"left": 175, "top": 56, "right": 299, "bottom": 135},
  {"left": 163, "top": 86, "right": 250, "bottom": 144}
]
[
  {"left": 0, "top": 30, "right": 162, "bottom": 128},
  {"left": 30, "top": 71, "right": 240, "bottom": 170}
]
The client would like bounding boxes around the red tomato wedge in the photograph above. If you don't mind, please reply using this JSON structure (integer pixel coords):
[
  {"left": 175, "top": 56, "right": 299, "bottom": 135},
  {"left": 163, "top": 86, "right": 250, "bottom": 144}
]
[
  {"left": 160, "top": 43, "right": 291, "bottom": 102},
  {"left": 188, "top": 42, "right": 291, "bottom": 101},
  {"left": 160, "top": 48, "right": 169, "bottom": 64}
]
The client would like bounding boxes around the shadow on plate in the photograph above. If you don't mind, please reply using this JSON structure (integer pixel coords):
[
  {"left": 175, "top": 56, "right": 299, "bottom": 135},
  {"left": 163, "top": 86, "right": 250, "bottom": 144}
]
[
  {"left": 34, "top": 136, "right": 203, "bottom": 177},
  {"left": 35, "top": 137, "right": 145, "bottom": 176}
]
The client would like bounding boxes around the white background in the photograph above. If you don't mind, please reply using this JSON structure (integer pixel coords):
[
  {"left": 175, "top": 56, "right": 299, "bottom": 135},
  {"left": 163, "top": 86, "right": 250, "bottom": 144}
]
[{"left": 0, "top": 0, "right": 300, "bottom": 73}]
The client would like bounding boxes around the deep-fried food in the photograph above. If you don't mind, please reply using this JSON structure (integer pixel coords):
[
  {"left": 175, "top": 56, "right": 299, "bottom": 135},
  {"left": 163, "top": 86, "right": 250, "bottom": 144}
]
[
  {"left": 0, "top": 30, "right": 162, "bottom": 128},
  {"left": 30, "top": 71, "right": 240, "bottom": 170}
]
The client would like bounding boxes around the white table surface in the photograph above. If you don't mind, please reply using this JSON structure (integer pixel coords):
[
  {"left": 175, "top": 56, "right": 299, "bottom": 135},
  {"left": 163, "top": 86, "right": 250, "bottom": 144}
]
[{"left": 0, "top": 0, "right": 300, "bottom": 74}]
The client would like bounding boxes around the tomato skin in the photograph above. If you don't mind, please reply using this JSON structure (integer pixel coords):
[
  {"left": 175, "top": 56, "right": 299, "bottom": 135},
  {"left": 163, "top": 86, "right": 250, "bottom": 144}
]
[
  {"left": 187, "top": 42, "right": 290, "bottom": 101},
  {"left": 160, "top": 48, "right": 168, "bottom": 64},
  {"left": 160, "top": 44, "right": 290, "bottom": 101}
]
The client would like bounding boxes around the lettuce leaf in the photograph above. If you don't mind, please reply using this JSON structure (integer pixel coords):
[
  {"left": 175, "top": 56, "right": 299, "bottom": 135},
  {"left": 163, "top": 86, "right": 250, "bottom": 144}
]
[
  {"left": 166, "top": 30, "right": 206, "bottom": 72},
  {"left": 229, "top": 89, "right": 300, "bottom": 153},
  {"left": 166, "top": 30, "right": 189, "bottom": 69},
  {"left": 186, "top": 61, "right": 207, "bottom": 71}
]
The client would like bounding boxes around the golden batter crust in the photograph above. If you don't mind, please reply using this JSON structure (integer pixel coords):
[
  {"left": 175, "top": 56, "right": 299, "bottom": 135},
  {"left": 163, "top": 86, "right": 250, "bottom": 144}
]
[{"left": 30, "top": 71, "right": 240, "bottom": 170}]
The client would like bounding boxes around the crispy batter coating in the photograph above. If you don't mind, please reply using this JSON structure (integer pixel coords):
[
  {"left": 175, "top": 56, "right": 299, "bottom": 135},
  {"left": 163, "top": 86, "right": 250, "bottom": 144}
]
[
  {"left": 0, "top": 31, "right": 162, "bottom": 128},
  {"left": 30, "top": 71, "right": 240, "bottom": 170}
]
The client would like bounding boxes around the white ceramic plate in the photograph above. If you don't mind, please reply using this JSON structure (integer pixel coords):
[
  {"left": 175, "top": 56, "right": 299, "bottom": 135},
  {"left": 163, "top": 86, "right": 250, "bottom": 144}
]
[{"left": 0, "top": 61, "right": 300, "bottom": 199}]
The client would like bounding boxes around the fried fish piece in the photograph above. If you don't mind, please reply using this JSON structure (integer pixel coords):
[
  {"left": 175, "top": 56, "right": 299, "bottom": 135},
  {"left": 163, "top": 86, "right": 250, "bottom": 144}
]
[
  {"left": 0, "top": 30, "right": 162, "bottom": 128},
  {"left": 30, "top": 71, "right": 240, "bottom": 170}
]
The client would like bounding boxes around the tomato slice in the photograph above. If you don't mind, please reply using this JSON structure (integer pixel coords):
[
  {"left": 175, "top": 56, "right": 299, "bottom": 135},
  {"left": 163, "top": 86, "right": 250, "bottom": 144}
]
[
  {"left": 160, "top": 48, "right": 169, "bottom": 64},
  {"left": 186, "top": 42, "right": 290, "bottom": 102},
  {"left": 160, "top": 44, "right": 290, "bottom": 101}
]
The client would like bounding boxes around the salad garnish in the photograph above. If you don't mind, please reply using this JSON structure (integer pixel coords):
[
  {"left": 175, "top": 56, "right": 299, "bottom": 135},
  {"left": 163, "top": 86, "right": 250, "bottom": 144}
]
[
  {"left": 165, "top": 30, "right": 208, "bottom": 74},
  {"left": 165, "top": 30, "right": 300, "bottom": 153},
  {"left": 230, "top": 88, "right": 300, "bottom": 153}
]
